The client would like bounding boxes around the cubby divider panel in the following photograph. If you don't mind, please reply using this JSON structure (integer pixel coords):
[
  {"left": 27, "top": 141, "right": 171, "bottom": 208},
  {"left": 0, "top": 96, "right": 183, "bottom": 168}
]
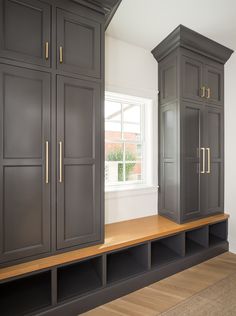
[
  {"left": 185, "top": 226, "right": 209, "bottom": 255},
  {"left": 209, "top": 221, "right": 227, "bottom": 246},
  {"left": 57, "top": 256, "right": 103, "bottom": 302},
  {"left": 151, "top": 233, "right": 185, "bottom": 267},
  {"left": 0, "top": 271, "right": 51, "bottom": 316},
  {"left": 107, "top": 244, "right": 149, "bottom": 284}
]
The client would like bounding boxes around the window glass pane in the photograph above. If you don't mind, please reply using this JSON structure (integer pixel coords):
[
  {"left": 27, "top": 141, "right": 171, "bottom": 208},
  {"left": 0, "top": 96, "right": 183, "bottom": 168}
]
[
  {"left": 105, "top": 122, "right": 121, "bottom": 141},
  {"left": 125, "top": 162, "right": 142, "bottom": 181},
  {"left": 125, "top": 143, "right": 142, "bottom": 161},
  {"left": 123, "top": 104, "right": 141, "bottom": 123},
  {"left": 105, "top": 143, "right": 124, "bottom": 183},
  {"left": 105, "top": 143, "right": 123, "bottom": 161},
  {"left": 123, "top": 123, "right": 140, "bottom": 141},
  {"left": 105, "top": 101, "right": 121, "bottom": 121},
  {"left": 105, "top": 100, "right": 122, "bottom": 140}
]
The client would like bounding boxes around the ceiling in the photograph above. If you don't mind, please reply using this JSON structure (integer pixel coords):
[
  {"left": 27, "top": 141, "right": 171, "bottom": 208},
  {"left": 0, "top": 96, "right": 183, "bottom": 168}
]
[{"left": 106, "top": 0, "right": 236, "bottom": 52}]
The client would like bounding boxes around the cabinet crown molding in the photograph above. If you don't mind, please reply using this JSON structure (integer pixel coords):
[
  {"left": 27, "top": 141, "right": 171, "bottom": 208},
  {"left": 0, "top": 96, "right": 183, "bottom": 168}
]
[
  {"left": 151, "top": 24, "right": 234, "bottom": 64},
  {"left": 72, "top": 0, "right": 122, "bottom": 29}
]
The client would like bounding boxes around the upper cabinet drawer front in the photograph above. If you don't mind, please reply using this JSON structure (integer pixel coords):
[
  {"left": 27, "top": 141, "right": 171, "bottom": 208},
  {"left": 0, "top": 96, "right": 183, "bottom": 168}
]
[
  {"left": 0, "top": 0, "right": 51, "bottom": 67},
  {"left": 205, "top": 65, "right": 224, "bottom": 106},
  {"left": 182, "top": 56, "right": 204, "bottom": 102},
  {"left": 56, "top": 9, "right": 101, "bottom": 78}
]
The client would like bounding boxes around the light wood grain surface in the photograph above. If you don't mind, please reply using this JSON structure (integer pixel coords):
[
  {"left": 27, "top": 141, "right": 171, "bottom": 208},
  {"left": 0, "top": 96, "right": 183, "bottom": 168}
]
[
  {"left": 0, "top": 213, "right": 229, "bottom": 281},
  {"left": 82, "top": 252, "right": 236, "bottom": 316}
]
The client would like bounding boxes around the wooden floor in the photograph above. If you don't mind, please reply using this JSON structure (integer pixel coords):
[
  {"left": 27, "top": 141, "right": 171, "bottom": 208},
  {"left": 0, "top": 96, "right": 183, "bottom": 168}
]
[{"left": 82, "top": 252, "right": 236, "bottom": 316}]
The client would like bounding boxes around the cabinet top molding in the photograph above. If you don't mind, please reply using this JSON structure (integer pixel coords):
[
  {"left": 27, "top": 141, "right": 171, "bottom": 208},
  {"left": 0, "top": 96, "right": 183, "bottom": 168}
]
[
  {"left": 152, "top": 24, "right": 234, "bottom": 64},
  {"left": 72, "top": 0, "right": 122, "bottom": 29}
]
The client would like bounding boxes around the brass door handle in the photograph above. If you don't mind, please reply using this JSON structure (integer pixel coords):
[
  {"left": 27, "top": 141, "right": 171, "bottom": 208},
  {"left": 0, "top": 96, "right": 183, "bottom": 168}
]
[
  {"left": 45, "top": 141, "right": 49, "bottom": 184},
  {"left": 200, "top": 86, "right": 206, "bottom": 98},
  {"left": 206, "top": 88, "right": 211, "bottom": 99},
  {"left": 206, "top": 148, "right": 211, "bottom": 174},
  {"left": 59, "top": 141, "right": 63, "bottom": 183},
  {"left": 200, "top": 147, "right": 205, "bottom": 174},
  {"left": 59, "top": 46, "right": 63, "bottom": 63},
  {"left": 45, "top": 42, "right": 49, "bottom": 60}
]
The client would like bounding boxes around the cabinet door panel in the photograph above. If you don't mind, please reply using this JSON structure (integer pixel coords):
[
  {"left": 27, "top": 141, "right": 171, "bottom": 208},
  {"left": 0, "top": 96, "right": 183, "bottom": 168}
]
[
  {"left": 182, "top": 102, "right": 204, "bottom": 221},
  {"left": 0, "top": 65, "right": 51, "bottom": 264},
  {"left": 0, "top": 0, "right": 51, "bottom": 66},
  {"left": 57, "top": 9, "right": 100, "bottom": 78},
  {"left": 204, "top": 107, "right": 224, "bottom": 214},
  {"left": 182, "top": 56, "right": 204, "bottom": 102},
  {"left": 57, "top": 76, "right": 102, "bottom": 250},
  {"left": 205, "top": 65, "right": 224, "bottom": 106}
]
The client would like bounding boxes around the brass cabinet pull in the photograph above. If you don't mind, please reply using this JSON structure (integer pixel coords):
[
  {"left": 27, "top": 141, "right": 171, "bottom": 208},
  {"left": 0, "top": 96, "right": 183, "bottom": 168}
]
[
  {"left": 200, "top": 147, "right": 205, "bottom": 174},
  {"left": 59, "top": 141, "right": 63, "bottom": 183},
  {"left": 59, "top": 46, "right": 63, "bottom": 63},
  {"left": 45, "top": 42, "right": 49, "bottom": 60},
  {"left": 206, "top": 147, "right": 211, "bottom": 174},
  {"left": 45, "top": 141, "right": 49, "bottom": 184},
  {"left": 200, "top": 86, "right": 206, "bottom": 98},
  {"left": 206, "top": 88, "right": 211, "bottom": 99}
]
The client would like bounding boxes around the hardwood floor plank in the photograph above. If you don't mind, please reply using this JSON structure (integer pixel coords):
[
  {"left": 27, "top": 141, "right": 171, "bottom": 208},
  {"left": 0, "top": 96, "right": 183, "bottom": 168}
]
[{"left": 82, "top": 252, "right": 236, "bottom": 316}]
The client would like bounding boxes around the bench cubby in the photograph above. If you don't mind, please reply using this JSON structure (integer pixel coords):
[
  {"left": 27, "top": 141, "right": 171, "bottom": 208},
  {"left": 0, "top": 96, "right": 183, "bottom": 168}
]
[
  {"left": 0, "top": 271, "right": 51, "bottom": 316},
  {"left": 57, "top": 256, "right": 103, "bottom": 302},
  {"left": 185, "top": 226, "right": 209, "bottom": 255},
  {"left": 209, "top": 221, "right": 227, "bottom": 246},
  {"left": 151, "top": 233, "right": 185, "bottom": 267},
  {"left": 107, "top": 244, "right": 149, "bottom": 284}
]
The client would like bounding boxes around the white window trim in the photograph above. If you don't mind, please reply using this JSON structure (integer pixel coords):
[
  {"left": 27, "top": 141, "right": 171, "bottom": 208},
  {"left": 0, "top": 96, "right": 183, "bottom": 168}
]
[{"left": 105, "top": 91, "right": 156, "bottom": 192}]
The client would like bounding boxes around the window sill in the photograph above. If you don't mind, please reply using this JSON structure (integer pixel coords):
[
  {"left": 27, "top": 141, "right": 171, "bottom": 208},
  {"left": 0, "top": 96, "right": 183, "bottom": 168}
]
[{"left": 105, "top": 185, "right": 157, "bottom": 199}]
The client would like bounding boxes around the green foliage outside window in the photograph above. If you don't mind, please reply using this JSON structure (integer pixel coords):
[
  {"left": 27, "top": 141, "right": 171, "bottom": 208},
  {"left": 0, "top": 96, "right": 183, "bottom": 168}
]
[{"left": 107, "top": 149, "right": 136, "bottom": 181}]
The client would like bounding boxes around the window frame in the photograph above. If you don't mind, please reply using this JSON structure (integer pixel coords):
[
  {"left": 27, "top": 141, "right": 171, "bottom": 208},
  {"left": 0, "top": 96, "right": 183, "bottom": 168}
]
[{"left": 105, "top": 91, "right": 153, "bottom": 191}]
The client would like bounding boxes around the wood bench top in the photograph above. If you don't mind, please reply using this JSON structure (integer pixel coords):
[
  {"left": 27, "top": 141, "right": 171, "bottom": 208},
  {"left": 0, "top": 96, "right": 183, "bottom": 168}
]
[{"left": 0, "top": 213, "right": 229, "bottom": 281}]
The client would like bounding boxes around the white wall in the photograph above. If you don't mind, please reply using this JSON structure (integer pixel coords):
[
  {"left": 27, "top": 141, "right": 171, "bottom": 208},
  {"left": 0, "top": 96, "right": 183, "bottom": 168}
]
[
  {"left": 225, "top": 53, "right": 236, "bottom": 253},
  {"left": 105, "top": 35, "right": 158, "bottom": 224}
]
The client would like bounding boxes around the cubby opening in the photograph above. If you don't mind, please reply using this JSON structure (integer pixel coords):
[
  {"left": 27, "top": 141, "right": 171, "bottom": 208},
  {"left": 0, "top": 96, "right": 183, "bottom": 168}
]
[
  {"left": 151, "top": 233, "right": 184, "bottom": 267},
  {"left": 185, "top": 226, "right": 208, "bottom": 255},
  {"left": 57, "top": 256, "right": 103, "bottom": 302},
  {"left": 107, "top": 244, "right": 149, "bottom": 284},
  {"left": 0, "top": 271, "right": 51, "bottom": 316},
  {"left": 209, "top": 221, "right": 227, "bottom": 246}
]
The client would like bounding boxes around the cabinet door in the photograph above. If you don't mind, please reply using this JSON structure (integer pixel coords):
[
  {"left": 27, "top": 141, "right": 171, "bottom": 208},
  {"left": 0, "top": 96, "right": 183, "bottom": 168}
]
[
  {"left": 181, "top": 102, "right": 204, "bottom": 221},
  {"left": 205, "top": 65, "right": 224, "bottom": 106},
  {"left": 57, "top": 9, "right": 101, "bottom": 78},
  {"left": 203, "top": 107, "right": 224, "bottom": 215},
  {"left": 0, "top": 65, "right": 51, "bottom": 264},
  {"left": 57, "top": 76, "right": 102, "bottom": 250},
  {"left": 0, "top": 0, "right": 51, "bottom": 67},
  {"left": 182, "top": 56, "right": 204, "bottom": 103}
]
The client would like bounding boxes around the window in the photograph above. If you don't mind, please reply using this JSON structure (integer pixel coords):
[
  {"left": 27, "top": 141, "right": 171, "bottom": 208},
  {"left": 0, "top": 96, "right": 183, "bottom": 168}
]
[{"left": 105, "top": 92, "right": 154, "bottom": 190}]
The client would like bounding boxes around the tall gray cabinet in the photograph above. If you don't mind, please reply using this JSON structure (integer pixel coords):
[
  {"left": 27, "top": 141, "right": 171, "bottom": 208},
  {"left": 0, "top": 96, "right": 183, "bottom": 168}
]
[
  {"left": 152, "top": 25, "right": 233, "bottom": 223},
  {"left": 0, "top": 0, "right": 121, "bottom": 267}
]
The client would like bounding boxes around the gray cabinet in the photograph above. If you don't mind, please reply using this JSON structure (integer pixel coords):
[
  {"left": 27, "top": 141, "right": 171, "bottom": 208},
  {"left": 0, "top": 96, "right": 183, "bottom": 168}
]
[
  {"left": 152, "top": 25, "right": 233, "bottom": 223},
  {"left": 0, "top": 0, "right": 120, "bottom": 267},
  {"left": 0, "top": 0, "right": 51, "bottom": 67},
  {"left": 57, "top": 76, "right": 102, "bottom": 249},
  {"left": 56, "top": 9, "right": 101, "bottom": 78},
  {"left": 203, "top": 106, "right": 224, "bottom": 215},
  {"left": 0, "top": 64, "right": 51, "bottom": 263}
]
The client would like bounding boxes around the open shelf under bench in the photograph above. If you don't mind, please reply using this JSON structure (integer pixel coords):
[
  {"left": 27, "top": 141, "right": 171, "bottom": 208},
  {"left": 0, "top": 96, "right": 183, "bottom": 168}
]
[{"left": 0, "top": 213, "right": 229, "bottom": 316}]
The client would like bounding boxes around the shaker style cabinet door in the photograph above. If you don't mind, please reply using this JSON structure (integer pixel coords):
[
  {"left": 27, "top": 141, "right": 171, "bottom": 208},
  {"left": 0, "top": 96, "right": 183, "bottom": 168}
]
[
  {"left": 203, "top": 106, "right": 224, "bottom": 215},
  {"left": 56, "top": 76, "right": 102, "bottom": 250},
  {"left": 182, "top": 56, "right": 204, "bottom": 103},
  {"left": 0, "top": 64, "right": 51, "bottom": 264},
  {"left": 181, "top": 101, "right": 204, "bottom": 221},
  {"left": 0, "top": 0, "right": 51, "bottom": 67},
  {"left": 56, "top": 9, "right": 101, "bottom": 78},
  {"left": 205, "top": 65, "right": 224, "bottom": 106}
]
